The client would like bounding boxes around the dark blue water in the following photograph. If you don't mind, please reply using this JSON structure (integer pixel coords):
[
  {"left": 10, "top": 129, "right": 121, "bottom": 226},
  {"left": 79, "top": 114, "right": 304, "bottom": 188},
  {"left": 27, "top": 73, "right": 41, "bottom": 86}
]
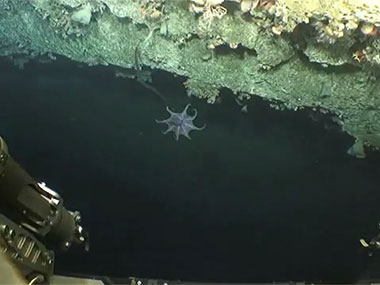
[{"left": 1, "top": 57, "right": 380, "bottom": 283}]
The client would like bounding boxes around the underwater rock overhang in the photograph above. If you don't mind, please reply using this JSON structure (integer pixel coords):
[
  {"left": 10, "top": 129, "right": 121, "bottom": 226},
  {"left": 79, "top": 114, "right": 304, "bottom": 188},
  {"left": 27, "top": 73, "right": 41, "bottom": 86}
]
[{"left": 1, "top": 0, "right": 380, "bottom": 150}]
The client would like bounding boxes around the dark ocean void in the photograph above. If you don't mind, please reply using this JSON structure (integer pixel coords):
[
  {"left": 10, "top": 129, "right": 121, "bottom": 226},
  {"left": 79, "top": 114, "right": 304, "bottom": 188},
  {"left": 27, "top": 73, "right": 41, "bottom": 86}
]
[{"left": 1, "top": 57, "right": 380, "bottom": 283}]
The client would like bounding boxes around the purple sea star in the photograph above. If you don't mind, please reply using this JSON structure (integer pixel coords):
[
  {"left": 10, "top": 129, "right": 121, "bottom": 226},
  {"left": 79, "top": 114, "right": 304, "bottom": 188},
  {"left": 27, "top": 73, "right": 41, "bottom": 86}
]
[{"left": 156, "top": 104, "right": 205, "bottom": 140}]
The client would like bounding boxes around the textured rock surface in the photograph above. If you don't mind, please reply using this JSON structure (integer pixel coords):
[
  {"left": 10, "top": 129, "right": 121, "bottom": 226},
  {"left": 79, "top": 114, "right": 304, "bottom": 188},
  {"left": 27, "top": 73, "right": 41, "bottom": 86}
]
[{"left": 1, "top": 0, "right": 380, "bottom": 148}]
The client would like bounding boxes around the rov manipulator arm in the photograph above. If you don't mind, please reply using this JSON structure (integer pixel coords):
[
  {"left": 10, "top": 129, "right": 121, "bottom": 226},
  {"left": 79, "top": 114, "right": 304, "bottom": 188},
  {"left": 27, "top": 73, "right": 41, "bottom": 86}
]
[{"left": 0, "top": 136, "right": 88, "bottom": 283}]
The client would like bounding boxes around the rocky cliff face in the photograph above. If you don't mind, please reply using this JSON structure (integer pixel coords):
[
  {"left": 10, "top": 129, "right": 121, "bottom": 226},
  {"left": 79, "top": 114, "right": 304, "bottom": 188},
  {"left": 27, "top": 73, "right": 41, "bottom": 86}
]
[{"left": 1, "top": 0, "right": 380, "bottom": 150}]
